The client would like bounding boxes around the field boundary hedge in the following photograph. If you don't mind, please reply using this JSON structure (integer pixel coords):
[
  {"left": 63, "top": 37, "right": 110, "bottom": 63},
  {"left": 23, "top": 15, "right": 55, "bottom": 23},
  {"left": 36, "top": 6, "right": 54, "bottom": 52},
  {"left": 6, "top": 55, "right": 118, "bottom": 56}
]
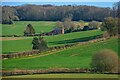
[
  {"left": 1, "top": 37, "right": 108, "bottom": 59},
  {"left": 1, "top": 68, "right": 92, "bottom": 76},
  {"left": 2, "top": 68, "right": 119, "bottom": 76}
]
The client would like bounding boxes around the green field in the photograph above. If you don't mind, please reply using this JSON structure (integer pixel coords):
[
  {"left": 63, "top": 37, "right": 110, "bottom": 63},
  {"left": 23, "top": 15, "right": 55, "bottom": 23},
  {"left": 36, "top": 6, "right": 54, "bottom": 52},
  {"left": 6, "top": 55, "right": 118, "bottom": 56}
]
[
  {"left": 3, "top": 38, "right": 119, "bottom": 70},
  {"left": 3, "top": 73, "right": 119, "bottom": 78},
  {"left": 2, "top": 21, "right": 119, "bottom": 79},
  {"left": 2, "top": 30, "right": 103, "bottom": 54},
  {"left": 1, "top": 21, "right": 56, "bottom": 35}
]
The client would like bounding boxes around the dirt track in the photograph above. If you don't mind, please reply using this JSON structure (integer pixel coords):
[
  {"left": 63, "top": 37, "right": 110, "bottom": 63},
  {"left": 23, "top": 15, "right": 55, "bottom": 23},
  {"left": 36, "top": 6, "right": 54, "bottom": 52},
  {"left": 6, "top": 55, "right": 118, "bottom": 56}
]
[{"left": 0, "top": 37, "right": 25, "bottom": 41}]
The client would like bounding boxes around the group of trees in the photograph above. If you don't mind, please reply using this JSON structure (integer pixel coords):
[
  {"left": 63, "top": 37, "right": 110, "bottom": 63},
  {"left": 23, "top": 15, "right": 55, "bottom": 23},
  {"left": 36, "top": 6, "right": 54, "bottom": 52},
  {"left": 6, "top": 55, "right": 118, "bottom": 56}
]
[
  {"left": 101, "top": 1, "right": 120, "bottom": 37},
  {"left": 24, "top": 24, "right": 48, "bottom": 51},
  {"left": 56, "top": 17, "right": 77, "bottom": 33},
  {"left": 32, "top": 36, "right": 48, "bottom": 51},
  {"left": 56, "top": 17, "right": 101, "bottom": 33},
  {"left": 2, "top": 6, "right": 19, "bottom": 24},
  {"left": 2, "top": 5, "right": 112, "bottom": 24}
]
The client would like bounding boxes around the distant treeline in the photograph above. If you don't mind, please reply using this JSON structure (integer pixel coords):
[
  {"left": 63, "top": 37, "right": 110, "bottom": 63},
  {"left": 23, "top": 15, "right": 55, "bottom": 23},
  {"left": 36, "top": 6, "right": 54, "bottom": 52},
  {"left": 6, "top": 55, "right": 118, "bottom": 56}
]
[{"left": 2, "top": 4, "right": 115, "bottom": 24}]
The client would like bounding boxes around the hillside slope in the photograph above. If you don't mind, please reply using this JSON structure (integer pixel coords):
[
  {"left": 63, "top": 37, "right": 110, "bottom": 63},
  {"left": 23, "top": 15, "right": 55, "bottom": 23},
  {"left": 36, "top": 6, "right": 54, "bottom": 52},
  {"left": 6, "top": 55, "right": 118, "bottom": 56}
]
[
  {"left": 2, "top": 30, "right": 103, "bottom": 54},
  {"left": 3, "top": 38, "right": 119, "bottom": 70}
]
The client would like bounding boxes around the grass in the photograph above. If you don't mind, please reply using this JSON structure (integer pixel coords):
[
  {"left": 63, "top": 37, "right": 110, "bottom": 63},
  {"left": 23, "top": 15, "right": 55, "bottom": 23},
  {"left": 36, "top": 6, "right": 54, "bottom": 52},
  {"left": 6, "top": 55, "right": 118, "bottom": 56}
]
[
  {"left": 2, "top": 30, "right": 103, "bottom": 54},
  {"left": 1, "top": 21, "right": 90, "bottom": 36},
  {"left": 1, "top": 21, "right": 56, "bottom": 35},
  {"left": 3, "top": 38, "right": 119, "bottom": 70},
  {"left": 3, "top": 73, "right": 119, "bottom": 78},
  {"left": 2, "top": 37, "right": 32, "bottom": 53}
]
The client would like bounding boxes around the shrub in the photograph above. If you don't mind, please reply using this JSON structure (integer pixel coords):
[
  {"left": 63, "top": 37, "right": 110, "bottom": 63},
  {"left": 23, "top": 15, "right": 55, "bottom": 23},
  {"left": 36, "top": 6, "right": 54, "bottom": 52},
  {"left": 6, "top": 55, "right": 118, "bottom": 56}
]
[
  {"left": 83, "top": 26, "right": 90, "bottom": 31},
  {"left": 38, "top": 36, "right": 48, "bottom": 51},
  {"left": 88, "top": 21, "right": 101, "bottom": 29},
  {"left": 102, "top": 32, "right": 110, "bottom": 38},
  {"left": 91, "top": 49, "right": 118, "bottom": 73}
]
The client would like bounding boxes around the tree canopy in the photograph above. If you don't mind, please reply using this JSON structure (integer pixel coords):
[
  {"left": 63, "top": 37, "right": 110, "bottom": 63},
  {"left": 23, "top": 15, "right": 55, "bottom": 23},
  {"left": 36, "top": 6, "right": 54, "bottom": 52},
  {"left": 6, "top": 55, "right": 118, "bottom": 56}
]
[{"left": 2, "top": 5, "right": 112, "bottom": 24}]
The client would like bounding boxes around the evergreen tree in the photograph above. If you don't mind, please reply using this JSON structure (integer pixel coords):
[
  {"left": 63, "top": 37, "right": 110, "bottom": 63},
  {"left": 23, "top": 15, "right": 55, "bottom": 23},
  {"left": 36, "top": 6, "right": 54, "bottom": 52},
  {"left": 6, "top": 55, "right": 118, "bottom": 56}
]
[
  {"left": 32, "top": 36, "right": 48, "bottom": 51},
  {"left": 32, "top": 37, "right": 39, "bottom": 49},
  {"left": 24, "top": 24, "right": 35, "bottom": 36}
]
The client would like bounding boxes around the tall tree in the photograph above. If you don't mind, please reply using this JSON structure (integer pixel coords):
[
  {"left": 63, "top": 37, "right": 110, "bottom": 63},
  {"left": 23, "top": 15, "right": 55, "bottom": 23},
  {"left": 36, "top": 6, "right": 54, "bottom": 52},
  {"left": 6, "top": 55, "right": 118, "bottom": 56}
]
[
  {"left": 32, "top": 36, "right": 48, "bottom": 51},
  {"left": 102, "top": 17, "right": 118, "bottom": 36},
  {"left": 32, "top": 37, "right": 39, "bottom": 49},
  {"left": 114, "top": 1, "right": 120, "bottom": 34},
  {"left": 24, "top": 24, "right": 35, "bottom": 36}
]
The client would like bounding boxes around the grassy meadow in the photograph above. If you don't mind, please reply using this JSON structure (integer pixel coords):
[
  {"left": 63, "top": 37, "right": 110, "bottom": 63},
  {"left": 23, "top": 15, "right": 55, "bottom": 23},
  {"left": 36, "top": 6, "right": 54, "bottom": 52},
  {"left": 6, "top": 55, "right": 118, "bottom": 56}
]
[
  {"left": 2, "top": 21, "right": 119, "bottom": 78},
  {"left": 3, "top": 38, "right": 119, "bottom": 70},
  {"left": 1, "top": 1, "right": 120, "bottom": 78},
  {"left": 2, "top": 21, "right": 56, "bottom": 35},
  {"left": 2, "top": 30, "right": 103, "bottom": 54},
  {"left": 1, "top": 21, "right": 90, "bottom": 36}
]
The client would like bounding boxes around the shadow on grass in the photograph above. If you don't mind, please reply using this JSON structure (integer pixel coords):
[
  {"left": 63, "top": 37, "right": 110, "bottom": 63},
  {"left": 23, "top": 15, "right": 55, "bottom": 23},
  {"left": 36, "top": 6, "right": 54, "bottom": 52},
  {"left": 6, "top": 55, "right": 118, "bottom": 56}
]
[{"left": 49, "top": 35, "right": 102, "bottom": 45}]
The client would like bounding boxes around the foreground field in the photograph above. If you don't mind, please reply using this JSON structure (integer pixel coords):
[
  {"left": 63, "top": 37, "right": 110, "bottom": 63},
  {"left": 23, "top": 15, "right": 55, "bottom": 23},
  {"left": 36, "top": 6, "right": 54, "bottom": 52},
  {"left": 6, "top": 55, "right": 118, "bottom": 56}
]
[
  {"left": 3, "top": 38, "right": 119, "bottom": 70},
  {"left": 1, "top": 21, "right": 56, "bottom": 35},
  {"left": 2, "top": 30, "right": 103, "bottom": 54},
  {"left": 3, "top": 73, "right": 119, "bottom": 78}
]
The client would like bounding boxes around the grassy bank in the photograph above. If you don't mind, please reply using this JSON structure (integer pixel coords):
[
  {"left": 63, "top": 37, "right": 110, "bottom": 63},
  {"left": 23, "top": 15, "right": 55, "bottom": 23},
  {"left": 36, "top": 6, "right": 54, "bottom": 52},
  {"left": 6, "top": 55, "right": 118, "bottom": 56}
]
[
  {"left": 3, "top": 38, "right": 119, "bottom": 70},
  {"left": 2, "top": 30, "right": 103, "bottom": 54}
]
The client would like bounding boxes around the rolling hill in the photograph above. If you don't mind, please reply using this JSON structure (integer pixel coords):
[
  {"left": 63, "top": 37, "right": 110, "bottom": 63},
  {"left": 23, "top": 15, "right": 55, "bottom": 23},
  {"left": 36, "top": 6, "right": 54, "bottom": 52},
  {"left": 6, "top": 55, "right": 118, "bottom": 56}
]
[
  {"left": 3, "top": 38, "right": 119, "bottom": 70},
  {"left": 2, "top": 30, "right": 103, "bottom": 54}
]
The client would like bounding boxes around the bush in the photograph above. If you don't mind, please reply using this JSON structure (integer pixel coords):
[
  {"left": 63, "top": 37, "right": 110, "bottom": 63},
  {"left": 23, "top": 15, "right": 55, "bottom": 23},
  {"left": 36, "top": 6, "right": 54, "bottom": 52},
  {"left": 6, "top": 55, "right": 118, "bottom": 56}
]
[
  {"left": 102, "top": 32, "right": 110, "bottom": 38},
  {"left": 83, "top": 26, "right": 90, "bottom": 31},
  {"left": 91, "top": 49, "right": 118, "bottom": 73},
  {"left": 88, "top": 21, "right": 101, "bottom": 29}
]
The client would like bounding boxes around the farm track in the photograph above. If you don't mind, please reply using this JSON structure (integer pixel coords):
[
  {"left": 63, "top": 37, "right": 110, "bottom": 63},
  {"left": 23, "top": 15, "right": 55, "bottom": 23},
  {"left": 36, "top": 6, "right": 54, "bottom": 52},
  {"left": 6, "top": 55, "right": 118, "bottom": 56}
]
[
  {"left": 20, "top": 49, "right": 66, "bottom": 60},
  {"left": 3, "top": 73, "right": 119, "bottom": 78},
  {"left": 0, "top": 37, "right": 27, "bottom": 41}
]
